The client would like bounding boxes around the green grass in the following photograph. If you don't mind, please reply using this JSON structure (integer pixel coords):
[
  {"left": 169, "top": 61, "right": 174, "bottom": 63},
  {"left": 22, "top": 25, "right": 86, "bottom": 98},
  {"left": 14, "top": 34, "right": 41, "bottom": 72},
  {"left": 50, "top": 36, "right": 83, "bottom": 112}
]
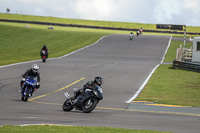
[
  {"left": 164, "top": 40, "right": 193, "bottom": 63},
  {"left": 135, "top": 64, "right": 200, "bottom": 107},
  {"left": 0, "top": 125, "right": 171, "bottom": 133},
  {"left": 135, "top": 40, "right": 200, "bottom": 107},
  {"left": 0, "top": 22, "right": 110, "bottom": 66},
  {"left": 1, "top": 13, "right": 200, "bottom": 33}
]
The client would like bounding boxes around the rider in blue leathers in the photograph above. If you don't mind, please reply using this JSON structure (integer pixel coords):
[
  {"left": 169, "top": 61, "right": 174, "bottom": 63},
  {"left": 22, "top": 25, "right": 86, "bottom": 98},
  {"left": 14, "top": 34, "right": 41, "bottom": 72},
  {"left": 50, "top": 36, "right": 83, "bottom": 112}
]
[{"left": 19, "top": 64, "right": 40, "bottom": 96}]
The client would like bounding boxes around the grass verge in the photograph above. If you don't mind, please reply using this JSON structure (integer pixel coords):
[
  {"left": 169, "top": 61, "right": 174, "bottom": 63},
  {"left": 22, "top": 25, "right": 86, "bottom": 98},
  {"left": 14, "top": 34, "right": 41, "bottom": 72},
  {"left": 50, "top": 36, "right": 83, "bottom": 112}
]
[
  {"left": 135, "top": 64, "right": 200, "bottom": 107},
  {"left": 0, "top": 125, "right": 171, "bottom": 133},
  {"left": 135, "top": 40, "right": 200, "bottom": 107},
  {"left": 0, "top": 22, "right": 109, "bottom": 66},
  {"left": 1, "top": 13, "right": 200, "bottom": 33}
]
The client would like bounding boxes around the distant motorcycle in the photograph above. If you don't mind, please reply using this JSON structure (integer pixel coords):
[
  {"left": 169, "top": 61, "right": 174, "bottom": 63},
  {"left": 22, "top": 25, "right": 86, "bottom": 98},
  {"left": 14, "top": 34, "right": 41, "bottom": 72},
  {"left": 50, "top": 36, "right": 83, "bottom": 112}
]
[
  {"left": 62, "top": 85, "right": 103, "bottom": 113},
  {"left": 136, "top": 30, "right": 140, "bottom": 36},
  {"left": 129, "top": 34, "right": 134, "bottom": 40},
  {"left": 21, "top": 76, "right": 36, "bottom": 101},
  {"left": 139, "top": 28, "right": 143, "bottom": 35},
  {"left": 41, "top": 50, "right": 47, "bottom": 62}
]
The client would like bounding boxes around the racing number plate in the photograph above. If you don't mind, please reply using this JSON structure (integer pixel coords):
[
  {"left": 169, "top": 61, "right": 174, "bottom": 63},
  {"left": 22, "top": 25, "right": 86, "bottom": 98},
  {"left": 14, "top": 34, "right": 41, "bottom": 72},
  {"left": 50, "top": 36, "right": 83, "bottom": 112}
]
[{"left": 64, "top": 92, "right": 70, "bottom": 99}]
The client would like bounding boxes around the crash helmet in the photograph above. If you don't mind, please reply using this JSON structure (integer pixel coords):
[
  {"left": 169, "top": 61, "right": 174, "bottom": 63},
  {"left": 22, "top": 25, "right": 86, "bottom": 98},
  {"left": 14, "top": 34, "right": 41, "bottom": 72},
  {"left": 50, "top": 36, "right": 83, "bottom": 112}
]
[
  {"left": 94, "top": 77, "right": 102, "bottom": 86},
  {"left": 43, "top": 44, "right": 46, "bottom": 48},
  {"left": 32, "top": 64, "right": 39, "bottom": 73}
]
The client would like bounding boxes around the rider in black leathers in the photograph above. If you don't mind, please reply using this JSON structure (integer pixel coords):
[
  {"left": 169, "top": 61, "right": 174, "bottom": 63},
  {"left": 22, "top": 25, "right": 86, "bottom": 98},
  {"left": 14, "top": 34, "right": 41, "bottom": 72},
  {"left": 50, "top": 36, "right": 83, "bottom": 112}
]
[
  {"left": 72, "top": 77, "right": 103, "bottom": 99},
  {"left": 19, "top": 64, "right": 40, "bottom": 96}
]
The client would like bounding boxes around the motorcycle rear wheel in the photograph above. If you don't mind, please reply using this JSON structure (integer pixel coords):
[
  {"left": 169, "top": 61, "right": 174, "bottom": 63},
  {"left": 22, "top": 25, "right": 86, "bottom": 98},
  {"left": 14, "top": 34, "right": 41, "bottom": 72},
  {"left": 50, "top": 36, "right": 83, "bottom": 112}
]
[
  {"left": 82, "top": 98, "right": 98, "bottom": 113},
  {"left": 63, "top": 99, "right": 73, "bottom": 111}
]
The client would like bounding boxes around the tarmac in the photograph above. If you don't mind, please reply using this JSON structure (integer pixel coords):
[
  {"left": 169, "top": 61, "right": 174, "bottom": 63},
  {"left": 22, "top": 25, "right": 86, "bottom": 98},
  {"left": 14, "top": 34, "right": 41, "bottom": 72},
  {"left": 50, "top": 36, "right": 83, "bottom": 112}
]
[{"left": 128, "top": 101, "right": 200, "bottom": 116}]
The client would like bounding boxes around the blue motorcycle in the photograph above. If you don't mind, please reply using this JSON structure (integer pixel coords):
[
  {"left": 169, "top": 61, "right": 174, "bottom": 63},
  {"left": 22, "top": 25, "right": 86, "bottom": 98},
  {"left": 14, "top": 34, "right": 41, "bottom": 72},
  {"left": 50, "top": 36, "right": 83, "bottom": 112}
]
[{"left": 21, "top": 76, "right": 36, "bottom": 101}]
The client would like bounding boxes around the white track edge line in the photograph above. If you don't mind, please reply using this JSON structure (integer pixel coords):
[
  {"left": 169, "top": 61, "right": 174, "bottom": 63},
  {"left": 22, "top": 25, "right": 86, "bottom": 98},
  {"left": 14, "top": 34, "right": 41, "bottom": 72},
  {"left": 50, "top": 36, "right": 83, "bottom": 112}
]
[{"left": 126, "top": 36, "right": 172, "bottom": 103}]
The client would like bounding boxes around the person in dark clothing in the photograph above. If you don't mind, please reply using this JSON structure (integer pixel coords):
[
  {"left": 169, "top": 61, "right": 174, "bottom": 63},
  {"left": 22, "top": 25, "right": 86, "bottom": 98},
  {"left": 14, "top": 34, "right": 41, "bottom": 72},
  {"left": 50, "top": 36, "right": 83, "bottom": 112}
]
[
  {"left": 19, "top": 64, "right": 40, "bottom": 96},
  {"left": 72, "top": 77, "right": 103, "bottom": 99},
  {"left": 40, "top": 45, "right": 48, "bottom": 58}
]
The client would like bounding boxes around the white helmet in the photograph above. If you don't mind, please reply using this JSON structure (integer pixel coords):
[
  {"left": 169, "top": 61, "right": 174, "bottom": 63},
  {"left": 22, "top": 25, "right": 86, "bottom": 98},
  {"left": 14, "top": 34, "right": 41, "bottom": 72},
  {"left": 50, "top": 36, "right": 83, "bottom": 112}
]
[{"left": 32, "top": 64, "right": 39, "bottom": 73}]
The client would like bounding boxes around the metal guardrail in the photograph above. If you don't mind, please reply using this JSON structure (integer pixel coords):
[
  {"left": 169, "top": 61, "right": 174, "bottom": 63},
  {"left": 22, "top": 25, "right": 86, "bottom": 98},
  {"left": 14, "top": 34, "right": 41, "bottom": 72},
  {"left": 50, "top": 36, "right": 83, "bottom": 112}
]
[
  {"left": 0, "top": 19, "right": 200, "bottom": 35},
  {"left": 173, "top": 60, "right": 200, "bottom": 72}
]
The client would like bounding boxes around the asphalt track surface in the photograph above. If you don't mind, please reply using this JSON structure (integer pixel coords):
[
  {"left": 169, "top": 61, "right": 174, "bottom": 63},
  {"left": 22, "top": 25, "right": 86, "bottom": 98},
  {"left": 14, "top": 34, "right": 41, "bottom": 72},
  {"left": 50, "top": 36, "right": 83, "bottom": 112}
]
[{"left": 0, "top": 34, "right": 199, "bottom": 133}]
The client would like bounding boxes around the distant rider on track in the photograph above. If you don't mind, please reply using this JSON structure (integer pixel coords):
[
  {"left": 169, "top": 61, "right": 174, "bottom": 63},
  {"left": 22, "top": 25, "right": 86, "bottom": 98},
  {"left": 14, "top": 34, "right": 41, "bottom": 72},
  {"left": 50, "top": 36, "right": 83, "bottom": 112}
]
[{"left": 40, "top": 44, "right": 48, "bottom": 58}]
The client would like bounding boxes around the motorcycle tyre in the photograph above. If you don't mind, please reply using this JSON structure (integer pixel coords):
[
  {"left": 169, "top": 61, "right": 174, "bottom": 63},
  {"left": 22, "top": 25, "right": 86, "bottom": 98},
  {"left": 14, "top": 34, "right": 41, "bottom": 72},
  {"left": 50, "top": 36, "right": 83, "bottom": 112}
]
[
  {"left": 24, "top": 88, "right": 31, "bottom": 101},
  {"left": 42, "top": 56, "right": 46, "bottom": 62},
  {"left": 21, "top": 95, "right": 24, "bottom": 101},
  {"left": 82, "top": 98, "right": 98, "bottom": 113},
  {"left": 63, "top": 99, "right": 73, "bottom": 111}
]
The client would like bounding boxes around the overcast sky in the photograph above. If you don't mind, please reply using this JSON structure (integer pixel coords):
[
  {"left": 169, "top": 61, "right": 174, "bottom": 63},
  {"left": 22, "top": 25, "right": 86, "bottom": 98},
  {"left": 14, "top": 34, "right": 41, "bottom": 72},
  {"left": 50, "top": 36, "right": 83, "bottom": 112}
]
[{"left": 0, "top": 0, "right": 200, "bottom": 26}]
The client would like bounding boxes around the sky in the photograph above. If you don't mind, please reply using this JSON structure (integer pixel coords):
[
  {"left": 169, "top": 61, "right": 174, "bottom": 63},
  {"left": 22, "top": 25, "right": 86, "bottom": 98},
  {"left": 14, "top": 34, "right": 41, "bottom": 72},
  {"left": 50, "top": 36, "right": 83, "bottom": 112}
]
[{"left": 0, "top": 0, "right": 200, "bottom": 26}]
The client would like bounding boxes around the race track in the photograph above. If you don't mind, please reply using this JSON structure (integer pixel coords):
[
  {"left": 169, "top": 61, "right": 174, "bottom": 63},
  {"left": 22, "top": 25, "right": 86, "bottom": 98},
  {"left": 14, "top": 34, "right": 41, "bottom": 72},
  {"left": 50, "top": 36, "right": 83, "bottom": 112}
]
[{"left": 0, "top": 34, "right": 199, "bottom": 133}]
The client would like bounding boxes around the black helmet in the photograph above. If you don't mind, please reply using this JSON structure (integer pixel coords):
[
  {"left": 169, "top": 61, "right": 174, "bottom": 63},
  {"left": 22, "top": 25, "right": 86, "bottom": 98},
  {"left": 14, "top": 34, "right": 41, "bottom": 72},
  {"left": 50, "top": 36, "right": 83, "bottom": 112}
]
[{"left": 94, "top": 77, "right": 102, "bottom": 86}]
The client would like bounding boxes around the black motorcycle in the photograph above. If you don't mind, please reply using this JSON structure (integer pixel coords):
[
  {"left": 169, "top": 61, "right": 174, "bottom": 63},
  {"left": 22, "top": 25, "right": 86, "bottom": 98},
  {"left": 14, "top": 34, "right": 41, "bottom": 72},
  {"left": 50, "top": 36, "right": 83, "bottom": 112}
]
[{"left": 62, "top": 85, "right": 103, "bottom": 113}]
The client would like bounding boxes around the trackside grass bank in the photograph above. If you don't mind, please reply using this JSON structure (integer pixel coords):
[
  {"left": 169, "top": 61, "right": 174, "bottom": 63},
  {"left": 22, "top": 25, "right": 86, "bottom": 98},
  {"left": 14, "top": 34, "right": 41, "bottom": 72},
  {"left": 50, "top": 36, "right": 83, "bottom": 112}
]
[
  {"left": 0, "top": 23, "right": 109, "bottom": 66},
  {"left": 1, "top": 13, "right": 200, "bottom": 33},
  {"left": 135, "top": 40, "right": 200, "bottom": 107},
  {"left": 0, "top": 125, "right": 171, "bottom": 133}
]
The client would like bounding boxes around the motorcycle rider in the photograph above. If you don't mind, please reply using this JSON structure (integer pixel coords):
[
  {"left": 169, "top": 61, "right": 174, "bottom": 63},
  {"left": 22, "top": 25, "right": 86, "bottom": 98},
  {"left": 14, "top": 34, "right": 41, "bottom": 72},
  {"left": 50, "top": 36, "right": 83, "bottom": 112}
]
[
  {"left": 139, "top": 28, "right": 143, "bottom": 35},
  {"left": 19, "top": 64, "right": 40, "bottom": 96},
  {"left": 72, "top": 77, "right": 103, "bottom": 99},
  {"left": 136, "top": 30, "right": 140, "bottom": 36},
  {"left": 129, "top": 32, "right": 134, "bottom": 39},
  {"left": 40, "top": 44, "right": 48, "bottom": 58}
]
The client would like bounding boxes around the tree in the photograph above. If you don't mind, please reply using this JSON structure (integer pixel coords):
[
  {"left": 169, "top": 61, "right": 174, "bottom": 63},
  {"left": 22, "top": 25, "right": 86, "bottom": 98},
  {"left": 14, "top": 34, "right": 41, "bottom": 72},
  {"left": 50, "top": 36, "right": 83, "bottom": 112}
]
[{"left": 6, "top": 8, "right": 10, "bottom": 13}]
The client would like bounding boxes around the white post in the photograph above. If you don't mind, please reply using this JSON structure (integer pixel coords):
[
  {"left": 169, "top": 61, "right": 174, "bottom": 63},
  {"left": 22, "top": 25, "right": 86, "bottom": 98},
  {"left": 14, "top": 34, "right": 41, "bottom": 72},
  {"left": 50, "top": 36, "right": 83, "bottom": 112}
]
[{"left": 184, "top": 25, "right": 186, "bottom": 47}]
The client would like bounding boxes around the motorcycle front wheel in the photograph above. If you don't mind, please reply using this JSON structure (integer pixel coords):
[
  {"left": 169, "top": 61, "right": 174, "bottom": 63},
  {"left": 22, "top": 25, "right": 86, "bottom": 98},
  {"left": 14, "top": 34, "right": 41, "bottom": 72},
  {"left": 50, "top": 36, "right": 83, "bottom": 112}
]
[
  {"left": 42, "top": 56, "right": 46, "bottom": 62},
  {"left": 63, "top": 99, "right": 73, "bottom": 111},
  {"left": 24, "top": 88, "right": 31, "bottom": 101},
  {"left": 82, "top": 98, "right": 98, "bottom": 113}
]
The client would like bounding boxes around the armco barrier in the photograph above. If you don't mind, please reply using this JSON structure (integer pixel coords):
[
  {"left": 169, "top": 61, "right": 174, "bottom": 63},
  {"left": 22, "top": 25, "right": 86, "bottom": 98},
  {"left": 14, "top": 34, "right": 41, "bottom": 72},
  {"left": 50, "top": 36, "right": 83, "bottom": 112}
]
[
  {"left": 173, "top": 60, "right": 200, "bottom": 72},
  {"left": 0, "top": 19, "right": 200, "bottom": 35}
]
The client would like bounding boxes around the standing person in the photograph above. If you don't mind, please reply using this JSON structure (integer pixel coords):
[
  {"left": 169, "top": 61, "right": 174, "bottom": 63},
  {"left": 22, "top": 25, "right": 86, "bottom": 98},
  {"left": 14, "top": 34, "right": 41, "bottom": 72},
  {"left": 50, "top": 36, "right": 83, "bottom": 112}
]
[{"left": 19, "top": 64, "right": 40, "bottom": 96}]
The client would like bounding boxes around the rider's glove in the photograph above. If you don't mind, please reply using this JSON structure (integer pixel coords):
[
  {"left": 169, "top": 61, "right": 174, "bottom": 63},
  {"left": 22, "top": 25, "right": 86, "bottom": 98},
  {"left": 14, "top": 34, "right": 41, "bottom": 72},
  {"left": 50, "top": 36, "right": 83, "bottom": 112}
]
[
  {"left": 22, "top": 78, "right": 26, "bottom": 81},
  {"left": 36, "top": 82, "right": 40, "bottom": 86}
]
